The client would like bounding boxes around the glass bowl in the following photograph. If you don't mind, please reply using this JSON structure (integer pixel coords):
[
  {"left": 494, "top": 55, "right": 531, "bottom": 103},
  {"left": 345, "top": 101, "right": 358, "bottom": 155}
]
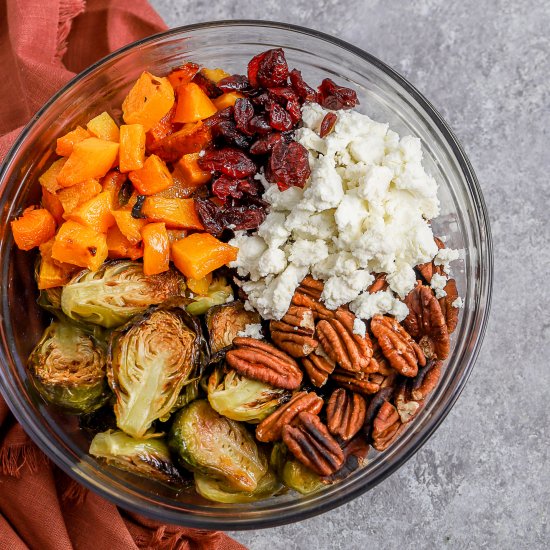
[{"left": 0, "top": 21, "right": 492, "bottom": 529}]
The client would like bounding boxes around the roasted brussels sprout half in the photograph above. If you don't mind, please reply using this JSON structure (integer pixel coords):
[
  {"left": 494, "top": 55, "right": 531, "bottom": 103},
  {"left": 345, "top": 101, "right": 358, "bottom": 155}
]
[
  {"left": 61, "top": 261, "right": 186, "bottom": 328},
  {"left": 207, "top": 367, "right": 289, "bottom": 423},
  {"left": 194, "top": 469, "right": 281, "bottom": 503},
  {"left": 169, "top": 400, "right": 267, "bottom": 491},
  {"left": 27, "top": 320, "right": 109, "bottom": 414},
  {"left": 205, "top": 301, "right": 261, "bottom": 355},
  {"left": 186, "top": 277, "right": 233, "bottom": 317},
  {"left": 109, "top": 301, "right": 204, "bottom": 437},
  {"left": 282, "top": 459, "right": 325, "bottom": 495},
  {"left": 89, "top": 430, "right": 184, "bottom": 486}
]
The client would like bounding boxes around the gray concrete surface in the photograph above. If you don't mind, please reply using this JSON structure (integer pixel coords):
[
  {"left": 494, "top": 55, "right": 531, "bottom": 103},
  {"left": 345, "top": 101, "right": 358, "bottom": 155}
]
[{"left": 149, "top": 1, "right": 549, "bottom": 548}]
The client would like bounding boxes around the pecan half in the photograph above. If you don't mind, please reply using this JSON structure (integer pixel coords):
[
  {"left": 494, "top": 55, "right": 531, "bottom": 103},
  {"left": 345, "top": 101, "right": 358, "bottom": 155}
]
[
  {"left": 326, "top": 389, "right": 367, "bottom": 441},
  {"left": 411, "top": 360, "right": 442, "bottom": 401},
  {"left": 403, "top": 283, "right": 450, "bottom": 360},
  {"left": 322, "top": 435, "right": 370, "bottom": 483},
  {"left": 363, "top": 387, "right": 394, "bottom": 440},
  {"left": 368, "top": 273, "right": 388, "bottom": 294},
  {"left": 371, "top": 401, "right": 402, "bottom": 451},
  {"left": 417, "top": 237, "right": 445, "bottom": 283},
  {"left": 298, "top": 276, "right": 324, "bottom": 300},
  {"left": 438, "top": 278, "right": 459, "bottom": 334},
  {"left": 283, "top": 412, "right": 344, "bottom": 476},
  {"left": 370, "top": 315, "right": 426, "bottom": 377},
  {"left": 331, "top": 369, "right": 381, "bottom": 395},
  {"left": 394, "top": 378, "right": 423, "bottom": 424},
  {"left": 279, "top": 305, "right": 316, "bottom": 334},
  {"left": 302, "top": 352, "right": 335, "bottom": 387},
  {"left": 226, "top": 337, "right": 303, "bottom": 390},
  {"left": 256, "top": 391, "right": 324, "bottom": 442},
  {"left": 271, "top": 327, "right": 318, "bottom": 358},
  {"left": 317, "top": 310, "right": 373, "bottom": 373}
]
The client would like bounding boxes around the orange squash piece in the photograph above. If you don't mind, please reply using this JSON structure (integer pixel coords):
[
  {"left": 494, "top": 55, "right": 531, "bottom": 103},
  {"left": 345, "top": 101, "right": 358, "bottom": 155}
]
[
  {"left": 167, "top": 63, "right": 200, "bottom": 90},
  {"left": 119, "top": 124, "right": 146, "bottom": 172},
  {"left": 11, "top": 207, "right": 57, "bottom": 251},
  {"left": 148, "top": 121, "right": 212, "bottom": 163},
  {"left": 39, "top": 158, "right": 67, "bottom": 194},
  {"left": 86, "top": 112, "right": 120, "bottom": 142},
  {"left": 174, "top": 82, "right": 217, "bottom": 124},
  {"left": 65, "top": 192, "right": 115, "bottom": 234},
  {"left": 51, "top": 220, "right": 108, "bottom": 271},
  {"left": 154, "top": 167, "right": 197, "bottom": 199},
  {"left": 41, "top": 188, "right": 64, "bottom": 225},
  {"left": 106, "top": 225, "right": 143, "bottom": 260},
  {"left": 56, "top": 137, "right": 119, "bottom": 187},
  {"left": 57, "top": 179, "right": 102, "bottom": 214},
  {"left": 176, "top": 153, "right": 211, "bottom": 187},
  {"left": 142, "top": 197, "right": 204, "bottom": 230},
  {"left": 141, "top": 222, "right": 169, "bottom": 275},
  {"left": 101, "top": 170, "right": 127, "bottom": 210},
  {"left": 186, "top": 272, "right": 212, "bottom": 296},
  {"left": 171, "top": 233, "right": 238, "bottom": 279},
  {"left": 146, "top": 104, "right": 177, "bottom": 149},
  {"left": 201, "top": 67, "right": 230, "bottom": 84},
  {"left": 37, "top": 239, "right": 77, "bottom": 290},
  {"left": 213, "top": 92, "right": 244, "bottom": 111},
  {"left": 112, "top": 209, "right": 148, "bottom": 244},
  {"left": 166, "top": 229, "right": 187, "bottom": 244},
  {"left": 122, "top": 72, "right": 175, "bottom": 131},
  {"left": 128, "top": 154, "right": 173, "bottom": 195},
  {"left": 56, "top": 126, "right": 91, "bottom": 157}
]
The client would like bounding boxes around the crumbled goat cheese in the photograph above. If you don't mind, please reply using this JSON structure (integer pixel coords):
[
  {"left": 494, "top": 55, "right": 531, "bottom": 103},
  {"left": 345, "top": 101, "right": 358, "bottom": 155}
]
[
  {"left": 434, "top": 247, "right": 460, "bottom": 274},
  {"left": 237, "top": 323, "right": 264, "bottom": 339},
  {"left": 430, "top": 272, "right": 448, "bottom": 299},
  {"left": 452, "top": 297, "right": 464, "bottom": 308},
  {"left": 229, "top": 104, "right": 460, "bottom": 320},
  {"left": 353, "top": 318, "right": 367, "bottom": 338}
]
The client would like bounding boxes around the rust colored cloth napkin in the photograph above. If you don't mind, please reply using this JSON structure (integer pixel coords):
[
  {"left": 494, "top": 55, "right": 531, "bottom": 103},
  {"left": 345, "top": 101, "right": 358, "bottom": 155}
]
[{"left": 0, "top": 1, "right": 245, "bottom": 549}]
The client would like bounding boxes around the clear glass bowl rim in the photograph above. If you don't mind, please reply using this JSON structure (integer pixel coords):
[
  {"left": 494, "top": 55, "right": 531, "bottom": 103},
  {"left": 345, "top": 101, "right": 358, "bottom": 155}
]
[{"left": 0, "top": 20, "right": 493, "bottom": 529}]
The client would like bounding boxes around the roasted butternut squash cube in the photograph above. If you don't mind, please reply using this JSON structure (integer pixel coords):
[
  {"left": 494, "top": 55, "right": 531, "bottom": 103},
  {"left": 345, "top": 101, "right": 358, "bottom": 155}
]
[
  {"left": 213, "top": 92, "right": 244, "bottom": 110},
  {"left": 176, "top": 153, "right": 211, "bottom": 187},
  {"left": 186, "top": 272, "right": 212, "bottom": 296},
  {"left": 65, "top": 191, "right": 115, "bottom": 234},
  {"left": 56, "top": 137, "right": 119, "bottom": 187},
  {"left": 57, "top": 179, "right": 102, "bottom": 214},
  {"left": 122, "top": 72, "right": 175, "bottom": 131},
  {"left": 41, "top": 188, "right": 64, "bottom": 225},
  {"left": 119, "top": 124, "right": 146, "bottom": 172},
  {"left": 112, "top": 209, "right": 148, "bottom": 244},
  {"left": 174, "top": 82, "right": 217, "bottom": 124},
  {"left": 106, "top": 224, "right": 143, "bottom": 260},
  {"left": 141, "top": 222, "right": 169, "bottom": 275},
  {"left": 148, "top": 121, "right": 212, "bottom": 163},
  {"left": 201, "top": 67, "right": 230, "bottom": 84},
  {"left": 11, "top": 207, "right": 57, "bottom": 251},
  {"left": 171, "top": 233, "right": 238, "bottom": 279},
  {"left": 128, "top": 154, "right": 173, "bottom": 195},
  {"left": 142, "top": 197, "right": 203, "bottom": 230},
  {"left": 86, "top": 112, "right": 120, "bottom": 142},
  {"left": 56, "top": 126, "right": 91, "bottom": 157},
  {"left": 37, "top": 239, "right": 77, "bottom": 289},
  {"left": 39, "top": 158, "right": 67, "bottom": 194},
  {"left": 101, "top": 170, "right": 127, "bottom": 210},
  {"left": 167, "top": 63, "right": 200, "bottom": 90},
  {"left": 51, "top": 220, "right": 108, "bottom": 271}
]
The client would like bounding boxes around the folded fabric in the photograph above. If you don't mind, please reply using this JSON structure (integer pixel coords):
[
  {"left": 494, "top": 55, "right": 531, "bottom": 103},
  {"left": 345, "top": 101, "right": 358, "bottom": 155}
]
[{"left": 0, "top": 1, "right": 245, "bottom": 548}]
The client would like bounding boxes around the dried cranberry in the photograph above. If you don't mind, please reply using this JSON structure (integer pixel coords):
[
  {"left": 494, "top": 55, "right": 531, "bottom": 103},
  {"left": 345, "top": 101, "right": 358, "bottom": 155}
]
[
  {"left": 204, "top": 106, "right": 233, "bottom": 128},
  {"left": 212, "top": 175, "right": 263, "bottom": 202},
  {"left": 217, "top": 74, "right": 251, "bottom": 93},
  {"left": 267, "top": 102, "right": 293, "bottom": 131},
  {"left": 198, "top": 147, "right": 256, "bottom": 178},
  {"left": 195, "top": 198, "right": 224, "bottom": 236},
  {"left": 233, "top": 98, "right": 255, "bottom": 135},
  {"left": 210, "top": 121, "right": 251, "bottom": 149},
  {"left": 320, "top": 112, "right": 338, "bottom": 137},
  {"left": 289, "top": 69, "right": 317, "bottom": 102},
  {"left": 221, "top": 206, "right": 267, "bottom": 231},
  {"left": 249, "top": 132, "right": 284, "bottom": 155},
  {"left": 268, "top": 87, "right": 298, "bottom": 104},
  {"left": 192, "top": 71, "right": 223, "bottom": 98},
  {"left": 257, "top": 48, "right": 289, "bottom": 87},
  {"left": 248, "top": 115, "right": 272, "bottom": 135},
  {"left": 247, "top": 51, "right": 268, "bottom": 88},
  {"left": 286, "top": 98, "right": 302, "bottom": 124},
  {"left": 317, "top": 78, "right": 359, "bottom": 110},
  {"left": 251, "top": 92, "right": 271, "bottom": 108},
  {"left": 268, "top": 140, "right": 311, "bottom": 190}
]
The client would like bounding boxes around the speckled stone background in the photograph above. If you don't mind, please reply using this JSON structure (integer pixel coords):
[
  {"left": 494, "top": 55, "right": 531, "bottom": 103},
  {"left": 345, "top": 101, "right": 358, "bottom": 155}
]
[{"left": 149, "top": 1, "right": 549, "bottom": 548}]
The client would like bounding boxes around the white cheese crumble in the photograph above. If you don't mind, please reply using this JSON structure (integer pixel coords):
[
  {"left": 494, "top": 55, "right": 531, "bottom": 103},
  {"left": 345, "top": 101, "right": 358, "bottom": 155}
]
[
  {"left": 229, "top": 104, "right": 461, "bottom": 320},
  {"left": 353, "top": 318, "right": 367, "bottom": 338},
  {"left": 237, "top": 323, "right": 264, "bottom": 339},
  {"left": 452, "top": 297, "right": 464, "bottom": 308},
  {"left": 430, "top": 272, "right": 448, "bottom": 299}
]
